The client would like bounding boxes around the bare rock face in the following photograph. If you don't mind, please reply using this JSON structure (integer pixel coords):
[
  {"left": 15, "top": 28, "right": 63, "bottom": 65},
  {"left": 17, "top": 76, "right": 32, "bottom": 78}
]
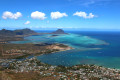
[{"left": 52, "top": 29, "right": 67, "bottom": 34}]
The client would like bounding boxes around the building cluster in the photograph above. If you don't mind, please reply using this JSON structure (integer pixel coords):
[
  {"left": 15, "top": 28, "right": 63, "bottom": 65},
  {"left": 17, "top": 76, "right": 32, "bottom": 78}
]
[
  {"left": 1, "top": 57, "right": 120, "bottom": 80},
  {"left": 67, "top": 65, "right": 120, "bottom": 80},
  {"left": 5, "top": 49, "right": 29, "bottom": 54},
  {"left": 5, "top": 49, "right": 59, "bottom": 55},
  {"left": 0, "top": 41, "right": 7, "bottom": 44}
]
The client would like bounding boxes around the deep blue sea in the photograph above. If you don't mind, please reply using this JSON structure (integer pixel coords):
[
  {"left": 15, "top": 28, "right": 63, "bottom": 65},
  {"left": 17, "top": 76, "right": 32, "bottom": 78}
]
[{"left": 11, "top": 31, "right": 120, "bottom": 69}]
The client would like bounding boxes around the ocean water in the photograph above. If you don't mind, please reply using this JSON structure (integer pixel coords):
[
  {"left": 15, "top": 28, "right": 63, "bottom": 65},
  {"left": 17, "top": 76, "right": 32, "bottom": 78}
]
[{"left": 11, "top": 31, "right": 120, "bottom": 69}]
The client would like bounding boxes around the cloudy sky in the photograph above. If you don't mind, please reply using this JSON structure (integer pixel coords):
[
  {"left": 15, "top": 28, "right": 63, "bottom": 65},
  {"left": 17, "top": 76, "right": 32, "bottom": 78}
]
[{"left": 0, "top": 0, "right": 120, "bottom": 30}]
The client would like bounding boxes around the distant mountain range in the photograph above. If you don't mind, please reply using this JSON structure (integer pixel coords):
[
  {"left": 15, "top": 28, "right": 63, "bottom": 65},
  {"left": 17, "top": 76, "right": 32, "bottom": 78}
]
[
  {"left": 0, "top": 28, "right": 67, "bottom": 42},
  {"left": 0, "top": 28, "right": 67, "bottom": 36}
]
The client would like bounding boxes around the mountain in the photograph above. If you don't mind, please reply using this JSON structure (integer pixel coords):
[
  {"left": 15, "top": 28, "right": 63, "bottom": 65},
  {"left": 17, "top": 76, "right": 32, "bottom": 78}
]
[
  {"left": 52, "top": 29, "right": 67, "bottom": 34},
  {"left": 0, "top": 29, "right": 15, "bottom": 36},
  {"left": 14, "top": 28, "right": 37, "bottom": 35}
]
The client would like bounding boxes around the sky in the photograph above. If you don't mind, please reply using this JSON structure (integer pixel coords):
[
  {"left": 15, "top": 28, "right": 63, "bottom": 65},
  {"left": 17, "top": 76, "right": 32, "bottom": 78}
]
[{"left": 0, "top": 0, "right": 120, "bottom": 30}]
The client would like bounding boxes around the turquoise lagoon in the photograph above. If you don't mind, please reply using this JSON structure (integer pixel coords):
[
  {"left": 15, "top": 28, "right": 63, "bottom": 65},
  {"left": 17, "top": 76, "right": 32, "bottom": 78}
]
[{"left": 11, "top": 31, "right": 120, "bottom": 69}]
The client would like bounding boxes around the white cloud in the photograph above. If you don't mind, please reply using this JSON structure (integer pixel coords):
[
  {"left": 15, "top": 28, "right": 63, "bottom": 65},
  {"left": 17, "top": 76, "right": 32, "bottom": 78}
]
[
  {"left": 24, "top": 21, "right": 30, "bottom": 25},
  {"left": 51, "top": 11, "right": 68, "bottom": 19},
  {"left": 31, "top": 11, "right": 46, "bottom": 20},
  {"left": 2, "top": 11, "right": 22, "bottom": 19},
  {"left": 73, "top": 11, "right": 95, "bottom": 19}
]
